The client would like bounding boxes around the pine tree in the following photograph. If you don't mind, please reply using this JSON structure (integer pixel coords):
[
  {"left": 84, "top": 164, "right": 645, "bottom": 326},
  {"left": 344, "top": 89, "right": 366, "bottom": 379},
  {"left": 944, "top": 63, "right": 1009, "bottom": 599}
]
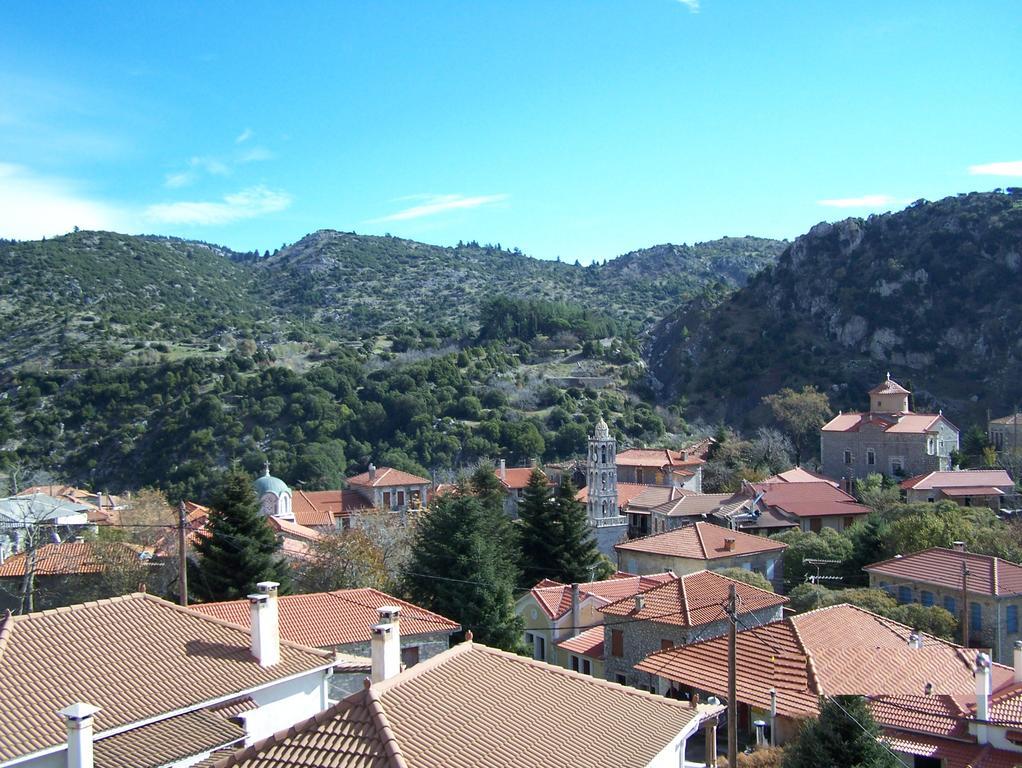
[
  {"left": 192, "top": 468, "right": 290, "bottom": 601},
  {"left": 403, "top": 491, "right": 523, "bottom": 651},
  {"left": 553, "top": 479, "right": 609, "bottom": 583},
  {"left": 517, "top": 469, "right": 561, "bottom": 586},
  {"left": 783, "top": 696, "right": 898, "bottom": 768}
]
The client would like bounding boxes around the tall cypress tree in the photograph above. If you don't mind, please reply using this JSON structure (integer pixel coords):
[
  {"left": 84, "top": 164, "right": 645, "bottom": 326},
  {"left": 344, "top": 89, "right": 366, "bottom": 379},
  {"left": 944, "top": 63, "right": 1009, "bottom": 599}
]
[
  {"left": 553, "top": 479, "right": 609, "bottom": 583},
  {"left": 403, "top": 490, "right": 523, "bottom": 651},
  {"left": 192, "top": 468, "right": 290, "bottom": 601},
  {"left": 517, "top": 468, "right": 561, "bottom": 586}
]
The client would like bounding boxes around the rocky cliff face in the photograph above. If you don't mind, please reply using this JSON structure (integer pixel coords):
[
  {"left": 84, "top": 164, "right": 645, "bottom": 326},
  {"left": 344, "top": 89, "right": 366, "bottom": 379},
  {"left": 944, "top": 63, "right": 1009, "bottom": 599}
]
[{"left": 648, "top": 190, "right": 1022, "bottom": 427}]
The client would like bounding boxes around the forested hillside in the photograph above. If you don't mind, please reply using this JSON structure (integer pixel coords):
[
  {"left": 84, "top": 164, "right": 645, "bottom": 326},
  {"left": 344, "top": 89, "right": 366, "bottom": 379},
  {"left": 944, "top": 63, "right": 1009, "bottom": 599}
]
[{"left": 649, "top": 190, "right": 1022, "bottom": 428}]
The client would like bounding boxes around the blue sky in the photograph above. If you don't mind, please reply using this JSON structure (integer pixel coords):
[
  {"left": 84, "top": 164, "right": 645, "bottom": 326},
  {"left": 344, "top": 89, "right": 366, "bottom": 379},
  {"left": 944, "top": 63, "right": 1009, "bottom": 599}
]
[{"left": 1, "top": 1, "right": 1019, "bottom": 263}]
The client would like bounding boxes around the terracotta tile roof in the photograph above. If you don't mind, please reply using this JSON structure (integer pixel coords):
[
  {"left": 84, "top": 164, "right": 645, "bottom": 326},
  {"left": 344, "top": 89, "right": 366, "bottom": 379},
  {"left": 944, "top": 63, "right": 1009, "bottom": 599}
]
[
  {"left": 94, "top": 707, "right": 246, "bottom": 768},
  {"left": 650, "top": 493, "right": 736, "bottom": 518},
  {"left": 821, "top": 411, "right": 949, "bottom": 434},
  {"left": 636, "top": 604, "right": 1014, "bottom": 720},
  {"left": 975, "top": 681, "right": 1022, "bottom": 727},
  {"left": 290, "top": 490, "right": 342, "bottom": 527},
  {"left": 870, "top": 377, "right": 912, "bottom": 395},
  {"left": 575, "top": 482, "right": 651, "bottom": 510},
  {"left": 556, "top": 626, "right": 605, "bottom": 659},
  {"left": 865, "top": 548, "right": 1022, "bottom": 597},
  {"left": 190, "top": 588, "right": 460, "bottom": 648},
  {"left": 347, "top": 467, "right": 430, "bottom": 488},
  {"left": 266, "top": 516, "right": 322, "bottom": 542},
  {"left": 615, "top": 521, "right": 787, "bottom": 560},
  {"left": 868, "top": 694, "right": 969, "bottom": 739},
  {"left": 763, "top": 467, "right": 838, "bottom": 485},
  {"left": 0, "top": 593, "right": 333, "bottom": 764},
  {"left": 885, "top": 414, "right": 945, "bottom": 434},
  {"left": 621, "top": 485, "right": 689, "bottom": 511},
  {"left": 751, "top": 481, "right": 871, "bottom": 519},
  {"left": 883, "top": 732, "right": 1022, "bottom": 768},
  {"left": 991, "top": 413, "right": 1022, "bottom": 426},
  {"left": 941, "top": 486, "right": 1006, "bottom": 497},
  {"left": 212, "top": 641, "right": 715, "bottom": 768},
  {"left": 528, "top": 572, "right": 676, "bottom": 619},
  {"left": 616, "top": 448, "right": 704, "bottom": 469},
  {"left": 494, "top": 466, "right": 539, "bottom": 490},
  {"left": 600, "top": 571, "right": 787, "bottom": 627},
  {"left": 0, "top": 541, "right": 152, "bottom": 577},
  {"left": 901, "top": 470, "right": 1014, "bottom": 491}
]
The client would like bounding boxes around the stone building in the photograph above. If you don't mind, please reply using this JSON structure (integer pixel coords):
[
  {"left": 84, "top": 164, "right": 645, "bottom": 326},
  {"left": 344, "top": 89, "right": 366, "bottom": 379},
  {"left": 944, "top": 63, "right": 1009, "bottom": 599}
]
[
  {"left": 820, "top": 374, "right": 959, "bottom": 489},
  {"left": 585, "top": 417, "right": 629, "bottom": 557},
  {"left": 254, "top": 463, "right": 294, "bottom": 519},
  {"left": 900, "top": 469, "right": 1015, "bottom": 510},
  {"left": 990, "top": 413, "right": 1022, "bottom": 454},
  {"left": 600, "top": 570, "right": 787, "bottom": 690},
  {"left": 345, "top": 463, "right": 431, "bottom": 514}
]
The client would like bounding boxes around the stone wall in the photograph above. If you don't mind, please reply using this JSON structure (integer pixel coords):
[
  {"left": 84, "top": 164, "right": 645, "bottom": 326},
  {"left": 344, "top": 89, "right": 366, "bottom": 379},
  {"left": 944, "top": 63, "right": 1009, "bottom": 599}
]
[{"left": 616, "top": 550, "right": 785, "bottom": 593}]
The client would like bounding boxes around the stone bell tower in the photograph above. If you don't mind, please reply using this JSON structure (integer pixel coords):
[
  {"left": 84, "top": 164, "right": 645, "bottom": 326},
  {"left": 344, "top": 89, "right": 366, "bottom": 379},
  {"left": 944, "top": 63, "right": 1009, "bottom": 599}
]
[{"left": 587, "top": 417, "right": 618, "bottom": 522}]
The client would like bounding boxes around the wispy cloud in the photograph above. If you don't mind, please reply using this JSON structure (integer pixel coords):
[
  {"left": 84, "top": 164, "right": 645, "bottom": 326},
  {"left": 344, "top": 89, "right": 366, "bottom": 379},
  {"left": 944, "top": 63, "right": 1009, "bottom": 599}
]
[
  {"left": 144, "top": 185, "right": 292, "bottom": 225},
  {"left": 239, "top": 146, "right": 273, "bottom": 163},
  {"left": 969, "top": 160, "right": 1022, "bottom": 177},
  {"left": 370, "top": 193, "right": 509, "bottom": 223},
  {"left": 162, "top": 147, "right": 271, "bottom": 188},
  {"left": 0, "top": 163, "right": 126, "bottom": 239},
  {"left": 676, "top": 0, "right": 700, "bottom": 12},
  {"left": 235, "top": 128, "right": 253, "bottom": 144},
  {"left": 817, "top": 194, "right": 895, "bottom": 209}
]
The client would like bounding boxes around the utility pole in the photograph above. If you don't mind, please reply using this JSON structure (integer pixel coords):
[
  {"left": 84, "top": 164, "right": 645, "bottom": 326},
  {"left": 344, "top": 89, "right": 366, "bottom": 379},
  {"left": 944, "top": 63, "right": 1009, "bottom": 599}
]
[
  {"left": 962, "top": 561, "right": 971, "bottom": 649},
  {"left": 728, "top": 582, "right": 738, "bottom": 768},
  {"left": 178, "top": 502, "right": 188, "bottom": 606}
]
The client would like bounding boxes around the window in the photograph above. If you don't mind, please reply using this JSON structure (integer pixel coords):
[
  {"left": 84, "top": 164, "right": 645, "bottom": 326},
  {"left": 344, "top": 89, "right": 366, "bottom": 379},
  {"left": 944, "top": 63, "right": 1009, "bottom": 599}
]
[
  {"left": 611, "top": 629, "right": 624, "bottom": 657},
  {"left": 602, "top": 472, "right": 607, "bottom": 490},
  {"left": 661, "top": 639, "right": 674, "bottom": 652},
  {"left": 401, "top": 645, "right": 420, "bottom": 668},
  {"left": 396, "top": 491, "right": 405, "bottom": 508},
  {"left": 927, "top": 438, "right": 936, "bottom": 455},
  {"left": 890, "top": 457, "right": 904, "bottom": 475},
  {"left": 866, "top": 448, "right": 875, "bottom": 466},
  {"left": 897, "top": 586, "right": 912, "bottom": 604},
  {"left": 1009, "top": 606, "right": 1019, "bottom": 634},
  {"left": 601, "top": 445, "right": 607, "bottom": 464},
  {"left": 570, "top": 655, "right": 580, "bottom": 672},
  {"left": 971, "top": 603, "right": 983, "bottom": 632},
  {"left": 601, "top": 501, "right": 608, "bottom": 518},
  {"left": 616, "top": 674, "right": 627, "bottom": 685},
  {"left": 921, "top": 591, "right": 934, "bottom": 607},
  {"left": 844, "top": 450, "right": 853, "bottom": 465},
  {"left": 944, "top": 596, "right": 957, "bottom": 615},
  {"left": 843, "top": 516, "right": 855, "bottom": 529},
  {"left": 582, "top": 659, "right": 592, "bottom": 675},
  {"left": 810, "top": 518, "right": 822, "bottom": 533},
  {"left": 636, "top": 468, "right": 644, "bottom": 484},
  {"left": 383, "top": 491, "right": 392, "bottom": 509},
  {"left": 535, "top": 636, "right": 546, "bottom": 661}
]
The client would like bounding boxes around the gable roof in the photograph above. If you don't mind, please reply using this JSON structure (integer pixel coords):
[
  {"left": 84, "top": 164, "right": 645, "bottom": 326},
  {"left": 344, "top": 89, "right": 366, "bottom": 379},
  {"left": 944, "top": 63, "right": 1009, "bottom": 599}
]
[
  {"left": 0, "top": 593, "right": 333, "bottom": 764},
  {"left": 556, "top": 626, "right": 605, "bottom": 660},
  {"left": 290, "top": 490, "right": 343, "bottom": 527},
  {"left": 575, "top": 482, "right": 654, "bottom": 510},
  {"left": 650, "top": 492, "right": 737, "bottom": 518},
  {"left": 494, "top": 466, "right": 539, "bottom": 490},
  {"left": 347, "top": 467, "right": 430, "bottom": 488},
  {"left": 865, "top": 548, "right": 1022, "bottom": 597},
  {"left": 750, "top": 480, "right": 870, "bottom": 519},
  {"left": 870, "top": 377, "right": 911, "bottom": 396},
  {"left": 0, "top": 541, "right": 153, "bottom": 577},
  {"left": 265, "top": 516, "right": 322, "bottom": 542},
  {"left": 211, "top": 640, "right": 715, "bottom": 768},
  {"left": 901, "top": 470, "right": 1014, "bottom": 491},
  {"left": 636, "top": 603, "right": 1014, "bottom": 720},
  {"left": 189, "top": 588, "right": 460, "bottom": 647},
  {"left": 615, "top": 448, "right": 704, "bottom": 469},
  {"left": 762, "top": 467, "right": 838, "bottom": 485},
  {"left": 599, "top": 571, "right": 787, "bottom": 628},
  {"left": 615, "top": 521, "right": 787, "bottom": 560},
  {"left": 525, "top": 572, "right": 676, "bottom": 620},
  {"left": 821, "top": 412, "right": 954, "bottom": 435}
]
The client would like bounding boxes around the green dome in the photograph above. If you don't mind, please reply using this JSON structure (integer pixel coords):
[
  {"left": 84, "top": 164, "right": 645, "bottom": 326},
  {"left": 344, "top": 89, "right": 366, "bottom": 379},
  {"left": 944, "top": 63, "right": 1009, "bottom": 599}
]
[{"left": 254, "top": 466, "right": 290, "bottom": 497}]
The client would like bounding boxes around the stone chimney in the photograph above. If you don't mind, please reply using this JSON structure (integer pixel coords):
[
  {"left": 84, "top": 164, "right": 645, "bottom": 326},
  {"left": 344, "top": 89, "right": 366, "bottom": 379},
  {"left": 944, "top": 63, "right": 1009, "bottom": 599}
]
[
  {"left": 371, "top": 605, "right": 402, "bottom": 683},
  {"left": 58, "top": 703, "right": 100, "bottom": 768},
  {"left": 975, "top": 652, "right": 992, "bottom": 744},
  {"left": 499, "top": 459, "right": 507, "bottom": 482},
  {"left": 248, "top": 581, "right": 280, "bottom": 667},
  {"left": 368, "top": 463, "right": 377, "bottom": 482},
  {"left": 723, "top": 537, "right": 736, "bottom": 552},
  {"left": 634, "top": 594, "right": 645, "bottom": 612},
  {"left": 953, "top": 541, "right": 967, "bottom": 552}
]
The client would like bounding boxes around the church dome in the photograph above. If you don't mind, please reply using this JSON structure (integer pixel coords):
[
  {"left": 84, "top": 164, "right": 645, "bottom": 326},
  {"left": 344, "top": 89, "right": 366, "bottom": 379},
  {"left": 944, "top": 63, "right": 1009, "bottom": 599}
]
[{"left": 254, "top": 464, "right": 290, "bottom": 497}]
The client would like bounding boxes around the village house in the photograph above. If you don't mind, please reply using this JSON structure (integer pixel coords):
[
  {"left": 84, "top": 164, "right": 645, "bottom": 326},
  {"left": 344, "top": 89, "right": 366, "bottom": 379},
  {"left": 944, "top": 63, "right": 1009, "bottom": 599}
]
[
  {"left": 0, "top": 583, "right": 335, "bottom": 768},
  {"left": 990, "top": 413, "right": 1022, "bottom": 454},
  {"left": 190, "top": 588, "right": 460, "bottom": 697},
  {"left": 635, "top": 602, "right": 1022, "bottom": 767},
  {"left": 515, "top": 571, "right": 675, "bottom": 676},
  {"left": 20, "top": 485, "right": 125, "bottom": 525},
  {"left": 820, "top": 375, "right": 959, "bottom": 489},
  {"left": 865, "top": 545, "right": 1022, "bottom": 665},
  {"left": 205, "top": 621, "right": 723, "bottom": 768},
  {"left": 614, "top": 521, "right": 787, "bottom": 592},
  {"left": 345, "top": 463, "right": 430, "bottom": 514},
  {"left": 615, "top": 447, "right": 704, "bottom": 492},
  {"left": 900, "top": 469, "right": 1015, "bottom": 510},
  {"left": 599, "top": 570, "right": 787, "bottom": 690},
  {"left": 741, "top": 470, "right": 871, "bottom": 533},
  {"left": 0, "top": 492, "right": 92, "bottom": 560},
  {"left": 493, "top": 459, "right": 543, "bottom": 516}
]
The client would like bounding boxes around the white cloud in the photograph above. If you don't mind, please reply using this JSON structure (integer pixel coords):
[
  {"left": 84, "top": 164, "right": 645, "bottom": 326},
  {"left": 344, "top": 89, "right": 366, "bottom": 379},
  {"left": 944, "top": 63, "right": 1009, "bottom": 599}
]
[
  {"left": 0, "top": 163, "right": 125, "bottom": 239},
  {"left": 676, "top": 0, "right": 700, "bottom": 11},
  {"left": 371, "top": 193, "right": 509, "bottom": 223},
  {"left": 164, "top": 171, "right": 195, "bottom": 189},
  {"left": 144, "top": 185, "right": 292, "bottom": 226},
  {"left": 235, "top": 128, "right": 253, "bottom": 144},
  {"left": 190, "top": 155, "right": 230, "bottom": 175},
  {"left": 817, "top": 194, "right": 895, "bottom": 208},
  {"left": 968, "top": 160, "right": 1022, "bottom": 177},
  {"left": 238, "top": 146, "right": 273, "bottom": 163}
]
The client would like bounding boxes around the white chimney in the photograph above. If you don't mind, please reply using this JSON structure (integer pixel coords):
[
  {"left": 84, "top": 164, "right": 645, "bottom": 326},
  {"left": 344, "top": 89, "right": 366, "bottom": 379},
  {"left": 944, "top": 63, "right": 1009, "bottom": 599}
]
[
  {"left": 368, "top": 463, "right": 377, "bottom": 482},
  {"left": 499, "top": 459, "right": 507, "bottom": 482},
  {"left": 907, "top": 630, "right": 923, "bottom": 650},
  {"left": 975, "top": 652, "right": 992, "bottom": 744},
  {"left": 248, "top": 581, "right": 280, "bottom": 667},
  {"left": 953, "top": 541, "right": 966, "bottom": 552},
  {"left": 1014, "top": 640, "right": 1022, "bottom": 683},
  {"left": 634, "top": 594, "right": 645, "bottom": 612},
  {"left": 58, "top": 702, "right": 100, "bottom": 768},
  {"left": 371, "top": 605, "right": 402, "bottom": 683}
]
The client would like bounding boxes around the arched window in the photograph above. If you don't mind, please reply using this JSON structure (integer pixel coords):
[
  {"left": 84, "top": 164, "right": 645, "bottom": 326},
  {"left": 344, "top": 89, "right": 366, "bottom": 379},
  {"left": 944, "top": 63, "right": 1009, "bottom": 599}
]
[
  {"left": 602, "top": 472, "right": 607, "bottom": 490},
  {"left": 601, "top": 445, "right": 607, "bottom": 464},
  {"left": 601, "top": 501, "right": 607, "bottom": 518}
]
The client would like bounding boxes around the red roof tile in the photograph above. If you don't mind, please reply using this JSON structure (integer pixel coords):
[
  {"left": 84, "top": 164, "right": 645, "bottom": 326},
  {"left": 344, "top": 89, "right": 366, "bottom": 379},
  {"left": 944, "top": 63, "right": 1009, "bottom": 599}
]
[
  {"left": 266, "top": 516, "right": 322, "bottom": 542},
  {"left": 575, "top": 482, "right": 653, "bottom": 510},
  {"left": 190, "top": 588, "right": 460, "bottom": 647},
  {"left": 616, "top": 448, "right": 704, "bottom": 469},
  {"left": 0, "top": 541, "right": 151, "bottom": 577},
  {"left": 347, "top": 467, "right": 430, "bottom": 488},
  {"left": 556, "top": 626, "right": 605, "bottom": 659},
  {"left": 615, "top": 521, "right": 787, "bottom": 560},
  {"left": 870, "top": 377, "right": 912, "bottom": 396},
  {"left": 494, "top": 467, "right": 540, "bottom": 490},
  {"left": 599, "top": 571, "right": 787, "bottom": 628},
  {"left": 901, "top": 470, "right": 1014, "bottom": 491},
  {"left": 821, "top": 412, "right": 949, "bottom": 434},
  {"left": 869, "top": 694, "right": 969, "bottom": 739},
  {"left": 528, "top": 572, "right": 676, "bottom": 620},
  {"left": 883, "top": 732, "right": 1021, "bottom": 768},
  {"left": 865, "top": 548, "right": 1022, "bottom": 597}
]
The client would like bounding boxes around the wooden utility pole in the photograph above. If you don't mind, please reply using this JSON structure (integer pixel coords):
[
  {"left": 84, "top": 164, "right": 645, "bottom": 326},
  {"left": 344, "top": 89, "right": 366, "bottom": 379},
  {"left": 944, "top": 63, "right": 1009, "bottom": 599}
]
[
  {"left": 962, "top": 561, "right": 971, "bottom": 648},
  {"left": 728, "top": 582, "right": 738, "bottom": 768},
  {"left": 178, "top": 502, "right": 188, "bottom": 606}
]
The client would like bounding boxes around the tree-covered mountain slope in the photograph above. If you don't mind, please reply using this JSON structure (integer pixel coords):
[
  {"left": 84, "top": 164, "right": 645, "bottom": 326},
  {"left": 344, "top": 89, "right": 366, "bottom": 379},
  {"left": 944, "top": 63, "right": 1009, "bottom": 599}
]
[{"left": 648, "top": 190, "right": 1022, "bottom": 428}]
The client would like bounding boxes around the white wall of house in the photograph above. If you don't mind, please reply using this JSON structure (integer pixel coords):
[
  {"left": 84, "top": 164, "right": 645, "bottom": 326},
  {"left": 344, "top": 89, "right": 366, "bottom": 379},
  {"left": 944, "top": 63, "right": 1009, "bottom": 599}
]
[{"left": 244, "top": 668, "right": 331, "bottom": 743}]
